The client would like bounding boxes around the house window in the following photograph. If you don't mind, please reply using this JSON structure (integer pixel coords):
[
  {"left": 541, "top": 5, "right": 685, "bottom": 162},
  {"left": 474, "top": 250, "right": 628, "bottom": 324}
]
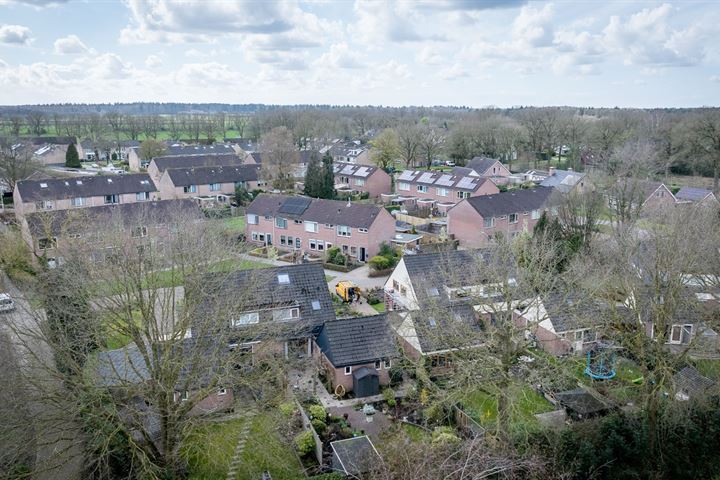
[
  {"left": 280, "top": 235, "right": 286, "bottom": 245},
  {"left": 355, "top": 178, "right": 365, "bottom": 186},
  {"left": 183, "top": 185, "right": 197, "bottom": 194},
  {"left": 136, "top": 191, "right": 150, "bottom": 201},
  {"left": 71, "top": 197, "right": 85, "bottom": 207},
  {"left": 483, "top": 217, "right": 494, "bottom": 228},
  {"left": 670, "top": 324, "right": 692, "bottom": 344},
  {"left": 344, "top": 366, "right": 352, "bottom": 375},
  {"left": 209, "top": 183, "right": 221, "bottom": 191},
  {"left": 287, "top": 236, "right": 294, "bottom": 247},
  {"left": 509, "top": 213, "right": 518, "bottom": 224},
  {"left": 574, "top": 331, "right": 583, "bottom": 341},
  {"left": 656, "top": 190, "right": 664, "bottom": 197},
  {"left": 457, "top": 191, "right": 470, "bottom": 199},
  {"left": 294, "top": 219, "right": 302, "bottom": 224},
  {"left": 337, "top": 225, "right": 351, "bottom": 237},
  {"left": 417, "top": 185, "right": 428, "bottom": 193},
  {"left": 340, "top": 176, "right": 350, "bottom": 184},
  {"left": 131, "top": 226, "right": 148, "bottom": 238},
  {"left": 398, "top": 182, "right": 410, "bottom": 191},
  {"left": 232, "top": 312, "right": 259, "bottom": 326},
  {"left": 436, "top": 187, "right": 449, "bottom": 197},
  {"left": 104, "top": 194, "right": 119, "bottom": 205},
  {"left": 181, "top": 391, "right": 189, "bottom": 401},
  {"left": 317, "top": 242, "right": 325, "bottom": 251},
  {"left": 273, "top": 307, "right": 299, "bottom": 322},
  {"left": 247, "top": 214, "right": 258, "bottom": 225},
  {"left": 393, "top": 280, "right": 399, "bottom": 290},
  {"left": 309, "top": 239, "right": 317, "bottom": 250},
  {"left": 275, "top": 217, "right": 287, "bottom": 229},
  {"left": 251, "top": 232, "right": 258, "bottom": 241},
  {"left": 325, "top": 223, "right": 334, "bottom": 229},
  {"left": 218, "top": 388, "right": 227, "bottom": 396},
  {"left": 383, "top": 359, "right": 391, "bottom": 369},
  {"left": 38, "top": 237, "right": 57, "bottom": 250},
  {"left": 36, "top": 200, "right": 54, "bottom": 210},
  {"left": 531, "top": 209, "right": 540, "bottom": 220},
  {"left": 305, "top": 221, "right": 318, "bottom": 233},
  {"left": 374, "top": 360, "right": 381, "bottom": 369},
  {"left": 358, "top": 228, "right": 368, "bottom": 233}
]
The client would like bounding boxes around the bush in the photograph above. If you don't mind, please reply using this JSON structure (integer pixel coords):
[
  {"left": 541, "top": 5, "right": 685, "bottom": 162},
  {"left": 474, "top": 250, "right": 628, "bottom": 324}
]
[
  {"left": 369, "top": 255, "right": 392, "bottom": 271},
  {"left": 383, "top": 387, "right": 396, "bottom": 404},
  {"left": 294, "top": 430, "right": 315, "bottom": 456},
  {"left": 311, "top": 418, "right": 327, "bottom": 434},
  {"left": 279, "top": 402, "right": 296, "bottom": 418},
  {"left": 0, "top": 231, "right": 36, "bottom": 281},
  {"left": 389, "top": 365, "right": 404, "bottom": 385},
  {"left": 385, "top": 205, "right": 401, "bottom": 213},
  {"left": 308, "top": 404, "right": 327, "bottom": 421},
  {"left": 432, "top": 426, "right": 460, "bottom": 445},
  {"left": 423, "top": 402, "right": 446, "bottom": 426}
]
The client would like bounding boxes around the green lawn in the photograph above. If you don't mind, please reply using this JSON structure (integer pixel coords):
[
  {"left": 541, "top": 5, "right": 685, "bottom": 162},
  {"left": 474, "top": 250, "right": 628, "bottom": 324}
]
[
  {"left": 462, "top": 384, "right": 554, "bottom": 427},
  {"left": 183, "top": 413, "right": 304, "bottom": 480},
  {"left": 371, "top": 302, "right": 386, "bottom": 313},
  {"left": 222, "top": 216, "right": 246, "bottom": 233}
]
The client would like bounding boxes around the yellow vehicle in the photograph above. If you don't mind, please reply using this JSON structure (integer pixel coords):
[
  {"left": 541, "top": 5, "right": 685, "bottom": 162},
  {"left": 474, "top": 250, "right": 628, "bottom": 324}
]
[{"left": 335, "top": 281, "right": 361, "bottom": 303}]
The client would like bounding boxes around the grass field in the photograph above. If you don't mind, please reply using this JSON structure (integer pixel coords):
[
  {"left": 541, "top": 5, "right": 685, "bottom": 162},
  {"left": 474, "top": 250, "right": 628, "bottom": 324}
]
[
  {"left": 183, "top": 413, "right": 304, "bottom": 480},
  {"left": 462, "top": 384, "right": 554, "bottom": 427},
  {"left": 222, "top": 216, "right": 246, "bottom": 233},
  {"left": 371, "top": 302, "right": 386, "bottom": 313}
]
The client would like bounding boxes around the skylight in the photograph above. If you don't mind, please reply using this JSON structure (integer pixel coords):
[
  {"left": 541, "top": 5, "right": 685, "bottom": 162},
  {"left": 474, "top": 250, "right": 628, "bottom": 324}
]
[
  {"left": 277, "top": 273, "right": 290, "bottom": 284},
  {"left": 39, "top": 183, "right": 47, "bottom": 188},
  {"left": 429, "top": 318, "right": 437, "bottom": 327},
  {"left": 426, "top": 287, "right": 440, "bottom": 297},
  {"left": 311, "top": 300, "right": 321, "bottom": 310},
  {"left": 107, "top": 178, "right": 113, "bottom": 183}
]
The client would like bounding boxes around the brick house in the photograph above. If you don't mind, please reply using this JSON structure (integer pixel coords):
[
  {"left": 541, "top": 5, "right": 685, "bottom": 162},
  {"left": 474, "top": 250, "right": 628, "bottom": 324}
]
[
  {"left": 147, "top": 153, "right": 243, "bottom": 184},
  {"left": 240, "top": 150, "right": 319, "bottom": 178},
  {"left": 392, "top": 169, "right": 499, "bottom": 214},
  {"left": 333, "top": 163, "right": 392, "bottom": 198},
  {"left": 21, "top": 198, "right": 202, "bottom": 261},
  {"left": 13, "top": 173, "right": 159, "bottom": 217},
  {"left": 674, "top": 187, "right": 719, "bottom": 206},
  {"left": 158, "top": 164, "right": 261, "bottom": 200},
  {"left": 447, "top": 187, "right": 555, "bottom": 248},
  {"left": 454, "top": 156, "right": 511, "bottom": 183},
  {"left": 329, "top": 142, "right": 371, "bottom": 165},
  {"left": 245, "top": 194, "right": 396, "bottom": 262},
  {"left": 314, "top": 314, "right": 398, "bottom": 396},
  {"left": 190, "top": 263, "right": 336, "bottom": 361},
  {"left": 609, "top": 179, "right": 676, "bottom": 213},
  {"left": 539, "top": 167, "right": 589, "bottom": 194}
]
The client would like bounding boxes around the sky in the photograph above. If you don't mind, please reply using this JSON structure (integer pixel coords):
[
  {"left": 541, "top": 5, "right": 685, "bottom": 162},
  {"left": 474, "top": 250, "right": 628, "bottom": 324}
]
[{"left": 0, "top": 0, "right": 718, "bottom": 108}]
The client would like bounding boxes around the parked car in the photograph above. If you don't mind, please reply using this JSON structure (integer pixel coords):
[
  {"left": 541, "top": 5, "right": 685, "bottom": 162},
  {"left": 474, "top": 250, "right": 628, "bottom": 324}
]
[{"left": 0, "top": 293, "right": 15, "bottom": 313}]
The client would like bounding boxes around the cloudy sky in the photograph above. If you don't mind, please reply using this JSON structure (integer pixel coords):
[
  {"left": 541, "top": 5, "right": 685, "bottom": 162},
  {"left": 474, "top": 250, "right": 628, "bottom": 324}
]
[{"left": 0, "top": 0, "right": 718, "bottom": 107}]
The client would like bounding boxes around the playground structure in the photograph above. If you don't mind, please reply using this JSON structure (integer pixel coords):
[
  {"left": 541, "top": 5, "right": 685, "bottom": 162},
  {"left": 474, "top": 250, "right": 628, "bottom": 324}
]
[{"left": 584, "top": 342, "right": 618, "bottom": 380}]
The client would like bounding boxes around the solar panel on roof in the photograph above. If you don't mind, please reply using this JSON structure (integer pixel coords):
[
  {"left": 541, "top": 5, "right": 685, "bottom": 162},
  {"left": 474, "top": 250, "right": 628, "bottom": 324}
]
[
  {"left": 341, "top": 165, "right": 355, "bottom": 175},
  {"left": 278, "top": 196, "right": 312, "bottom": 215},
  {"left": 398, "top": 171, "right": 416, "bottom": 181},
  {"left": 417, "top": 172, "right": 436, "bottom": 184},
  {"left": 436, "top": 174, "right": 454, "bottom": 186},
  {"left": 456, "top": 177, "right": 477, "bottom": 190},
  {"left": 355, "top": 167, "right": 371, "bottom": 177}
]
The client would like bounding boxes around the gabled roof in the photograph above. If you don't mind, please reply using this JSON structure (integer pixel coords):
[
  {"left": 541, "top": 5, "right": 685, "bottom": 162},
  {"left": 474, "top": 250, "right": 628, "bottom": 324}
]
[
  {"left": 247, "top": 194, "right": 387, "bottom": 229},
  {"left": 331, "top": 436, "right": 381, "bottom": 476},
  {"left": 246, "top": 150, "right": 319, "bottom": 164},
  {"left": 25, "top": 199, "right": 202, "bottom": 237},
  {"left": 450, "top": 166, "right": 477, "bottom": 177},
  {"left": 522, "top": 293, "right": 625, "bottom": 334},
  {"left": 165, "top": 164, "right": 259, "bottom": 187},
  {"left": 316, "top": 314, "right": 397, "bottom": 367},
  {"left": 467, "top": 156, "right": 501, "bottom": 175},
  {"left": 96, "top": 344, "right": 150, "bottom": 387},
  {"left": 332, "top": 163, "right": 379, "bottom": 178},
  {"left": 540, "top": 169, "right": 586, "bottom": 193},
  {"left": 459, "top": 187, "right": 554, "bottom": 219},
  {"left": 16, "top": 173, "right": 157, "bottom": 202},
  {"left": 396, "top": 169, "right": 493, "bottom": 192},
  {"left": 164, "top": 144, "right": 236, "bottom": 156},
  {"left": 673, "top": 366, "right": 715, "bottom": 398},
  {"left": 193, "top": 263, "right": 335, "bottom": 340},
  {"left": 394, "top": 303, "right": 483, "bottom": 354},
  {"left": 151, "top": 153, "right": 242, "bottom": 173},
  {"left": 675, "top": 187, "right": 716, "bottom": 203}
]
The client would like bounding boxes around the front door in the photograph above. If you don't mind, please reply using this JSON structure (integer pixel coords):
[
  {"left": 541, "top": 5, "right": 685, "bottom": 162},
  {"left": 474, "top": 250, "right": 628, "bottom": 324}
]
[
  {"left": 359, "top": 247, "right": 366, "bottom": 262},
  {"left": 266, "top": 234, "right": 272, "bottom": 246}
]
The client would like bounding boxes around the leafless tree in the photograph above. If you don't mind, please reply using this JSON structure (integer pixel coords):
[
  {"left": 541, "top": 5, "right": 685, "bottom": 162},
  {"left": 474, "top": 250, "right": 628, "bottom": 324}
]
[
  {"left": 9, "top": 117, "right": 23, "bottom": 137},
  {"left": 124, "top": 116, "right": 142, "bottom": 141},
  {"left": 259, "top": 126, "right": 298, "bottom": 191},
  {"left": 138, "top": 139, "right": 166, "bottom": 161},
  {"left": 231, "top": 115, "right": 249, "bottom": 139},
  {"left": 142, "top": 115, "right": 161, "bottom": 140},
  {"left": 26, "top": 111, "right": 47, "bottom": 136},
  {"left": 105, "top": 112, "right": 124, "bottom": 145},
  {"left": 419, "top": 126, "right": 445, "bottom": 169},
  {"left": 0, "top": 139, "right": 44, "bottom": 190},
  {"left": 396, "top": 123, "right": 423, "bottom": 168}
]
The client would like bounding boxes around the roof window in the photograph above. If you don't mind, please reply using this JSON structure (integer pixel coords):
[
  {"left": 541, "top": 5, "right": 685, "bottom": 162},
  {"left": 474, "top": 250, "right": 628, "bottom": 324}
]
[
  {"left": 277, "top": 273, "right": 290, "bottom": 284},
  {"left": 311, "top": 300, "right": 321, "bottom": 310}
]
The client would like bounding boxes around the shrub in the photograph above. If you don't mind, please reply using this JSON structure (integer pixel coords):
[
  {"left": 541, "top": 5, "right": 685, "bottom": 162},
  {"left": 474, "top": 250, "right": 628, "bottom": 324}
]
[
  {"left": 432, "top": 426, "right": 460, "bottom": 445},
  {"left": 308, "top": 404, "right": 327, "bottom": 421},
  {"left": 383, "top": 387, "right": 396, "bottom": 404},
  {"left": 294, "top": 430, "right": 315, "bottom": 456},
  {"left": 385, "top": 205, "right": 401, "bottom": 213},
  {"left": 423, "top": 402, "right": 446, "bottom": 425},
  {"left": 279, "top": 402, "right": 296, "bottom": 418},
  {"left": 311, "top": 418, "right": 327, "bottom": 433},
  {"left": 369, "top": 255, "right": 392, "bottom": 271},
  {"left": 389, "top": 365, "right": 404, "bottom": 384},
  {"left": 326, "top": 246, "right": 341, "bottom": 264}
]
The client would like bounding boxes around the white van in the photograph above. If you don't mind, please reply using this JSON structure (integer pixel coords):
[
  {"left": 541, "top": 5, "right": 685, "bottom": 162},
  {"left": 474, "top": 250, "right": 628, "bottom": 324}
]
[{"left": 0, "top": 293, "right": 14, "bottom": 313}]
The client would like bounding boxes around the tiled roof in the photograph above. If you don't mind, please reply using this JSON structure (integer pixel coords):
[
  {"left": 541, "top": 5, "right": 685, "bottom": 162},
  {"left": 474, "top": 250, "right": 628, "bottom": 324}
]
[
  {"left": 401, "top": 303, "right": 483, "bottom": 354},
  {"left": 96, "top": 344, "right": 150, "bottom": 387},
  {"left": 675, "top": 187, "right": 715, "bottom": 202},
  {"left": 396, "top": 169, "right": 492, "bottom": 192},
  {"left": 151, "top": 153, "right": 242, "bottom": 173},
  {"left": 165, "top": 164, "right": 259, "bottom": 186},
  {"left": 247, "top": 194, "right": 386, "bottom": 229},
  {"left": 540, "top": 169, "right": 586, "bottom": 193},
  {"left": 332, "top": 163, "right": 378, "bottom": 178},
  {"left": 673, "top": 366, "right": 715, "bottom": 397},
  {"left": 467, "top": 157, "right": 500, "bottom": 175},
  {"left": 165, "top": 144, "right": 236, "bottom": 156},
  {"left": 246, "top": 150, "right": 319, "bottom": 164},
  {"left": 330, "top": 436, "right": 381, "bottom": 476},
  {"left": 25, "top": 199, "right": 202, "bottom": 236},
  {"left": 192, "top": 263, "right": 335, "bottom": 341},
  {"left": 316, "top": 314, "right": 397, "bottom": 367},
  {"left": 16, "top": 173, "right": 157, "bottom": 202},
  {"left": 461, "top": 187, "right": 554, "bottom": 218}
]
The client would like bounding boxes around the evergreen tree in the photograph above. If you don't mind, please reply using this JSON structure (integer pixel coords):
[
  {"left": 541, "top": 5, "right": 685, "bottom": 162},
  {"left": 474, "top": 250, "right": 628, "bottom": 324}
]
[
  {"left": 320, "top": 152, "right": 335, "bottom": 199},
  {"left": 65, "top": 143, "right": 80, "bottom": 168},
  {"left": 303, "top": 152, "right": 322, "bottom": 197}
]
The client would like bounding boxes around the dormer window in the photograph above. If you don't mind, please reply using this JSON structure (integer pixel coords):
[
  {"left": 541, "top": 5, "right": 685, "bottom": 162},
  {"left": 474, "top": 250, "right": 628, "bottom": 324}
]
[{"left": 232, "top": 312, "right": 259, "bottom": 326}]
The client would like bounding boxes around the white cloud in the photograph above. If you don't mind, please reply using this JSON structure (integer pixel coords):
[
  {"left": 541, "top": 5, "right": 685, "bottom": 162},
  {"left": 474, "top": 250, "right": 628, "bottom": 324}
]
[
  {"left": 416, "top": 46, "right": 443, "bottom": 66},
  {"left": 439, "top": 63, "right": 469, "bottom": 80},
  {"left": 0, "top": 24, "right": 32, "bottom": 45},
  {"left": 315, "top": 42, "right": 365, "bottom": 69},
  {"left": 53, "top": 34, "right": 92, "bottom": 55},
  {"left": 144, "top": 54, "right": 162, "bottom": 68},
  {"left": 512, "top": 3, "right": 554, "bottom": 47},
  {"left": 354, "top": 0, "right": 443, "bottom": 44},
  {"left": 0, "top": 0, "right": 67, "bottom": 6}
]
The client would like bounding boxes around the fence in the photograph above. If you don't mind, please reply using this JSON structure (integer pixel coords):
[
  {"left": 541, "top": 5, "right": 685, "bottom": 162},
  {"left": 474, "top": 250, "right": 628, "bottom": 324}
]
[
  {"left": 294, "top": 398, "right": 324, "bottom": 465},
  {"left": 454, "top": 404, "right": 486, "bottom": 438}
]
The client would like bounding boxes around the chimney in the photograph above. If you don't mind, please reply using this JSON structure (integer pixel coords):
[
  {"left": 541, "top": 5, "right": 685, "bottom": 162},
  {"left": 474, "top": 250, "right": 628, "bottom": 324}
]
[
  {"left": 567, "top": 167, "right": 573, "bottom": 172},
  {"left": 548, "top": 167, "right": 556, "bottom": 176}
]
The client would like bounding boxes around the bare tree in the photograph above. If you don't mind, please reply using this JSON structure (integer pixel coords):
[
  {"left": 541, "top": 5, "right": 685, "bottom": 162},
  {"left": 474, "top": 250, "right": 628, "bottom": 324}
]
[
  {"left": 419, "top": 126, "right": 445, "bottom": 169},
  {"left": 687, "top": 111, "right": 720, "bottom": 192},
  {"left": 396, "top": 123, "right": 423, "bottom": 168},
  {"left": 9, "top": 117, "right": 23, "bottom": 137},
  {"left": 124, "top": 116, "right": 142, "bottom": 141},
  {"left": 231, "top": 115, "right": 249, "bottom": 139},
  {"left": 142, "top": 115, "right": 161, "bottom": 140},
  {"left": 26, "top": 111, "right": 47, "bottom": 136},
  {"left": 0, "top": 139, "right": 43, "bottom": 190},
  {"left": 259, "top": 126, "right": 298, "bottom": 191},
  {"left": 138, "top": 139, "right": 166, "bottom": 162},
  {"left": 105, "top": 112, "right": 124, "bottom": 145}
]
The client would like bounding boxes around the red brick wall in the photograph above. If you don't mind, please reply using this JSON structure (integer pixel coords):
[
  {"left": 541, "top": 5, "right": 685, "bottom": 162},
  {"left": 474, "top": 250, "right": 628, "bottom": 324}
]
[{"left": 448, "top": 201, "right": 547, "bottom": 248}]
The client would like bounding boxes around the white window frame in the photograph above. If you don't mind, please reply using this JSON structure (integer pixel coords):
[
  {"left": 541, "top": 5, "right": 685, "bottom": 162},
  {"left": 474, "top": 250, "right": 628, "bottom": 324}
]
[
  {"left": 36, "top": 200, "right": 54, "bottom": 210},
  {"left": 344, "top": 366, "right": 352, "bottom": 375},
  {"left": 509, "top": 213, "right": 518, "bottom": 224},
  {"left": 218, "top": 388, "right": 227, "bottom": 396},
  {"left": 247, "top": 214, "right": 259, "bottom": 225},
  {"left": 398, "top": 182, "right": 410, "bottom": 191},
  {"left": 416, "top": 185, "right": 428, "bottom": 193},
  {"left": 358, "top": 228, "right": 368, "bottom": 234},
  {"left": 71, "top": 197, "right": 85, "bottom": 207},
  {"left": 104, "top": 194, "right": 120, "bottom": 205},
  {"left": 275, "top": 217, "right": 287, "bottom": 229},
  {"left": 383, "top": 359, "right": 391, "bottom": 369},
  {"left": 232, "top": 311, "right": 259, "bottom": 326},
  {"left": 531, "top": 209, "right": 540, "bottom": 220},
  {"left": 304, "top": 221, "right": 318, "bottom": 233},
  {"left": 483, "top": 217, "right": 494, "bottom": 228},
  {"left": 273, "top": 307, "right": 300, "bottom": 322},
  {"left": 436, "top": 187, "right": 449, "bottom": 197},
  {"left": 337, "top": 225, "right": 351, "bottom": 237},
  {"left": 183, "top": 185, "right": 197, "bottom": 194},
  {"left": 136, "top": 191, "right": 150, "bottom": 201},
  {"left": 355, "top": 178, "right": 365, "bottom": 186},
  {"left": 457, "top": 191, "right": 470, "bottom": 199},
  {"left": 209, "top": 183, "right": 221, "bottom": 192}
]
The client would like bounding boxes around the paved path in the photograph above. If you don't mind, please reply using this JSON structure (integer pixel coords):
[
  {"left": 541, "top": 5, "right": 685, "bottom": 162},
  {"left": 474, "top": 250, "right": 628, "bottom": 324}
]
[{"left": 226, "top": 406, "right": 258, "bottom": 480}]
